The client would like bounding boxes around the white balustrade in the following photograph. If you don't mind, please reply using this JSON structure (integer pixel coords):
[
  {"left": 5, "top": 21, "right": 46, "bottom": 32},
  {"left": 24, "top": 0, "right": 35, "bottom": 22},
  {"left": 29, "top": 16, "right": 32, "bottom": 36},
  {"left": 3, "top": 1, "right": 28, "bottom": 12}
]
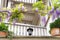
[
  {"left": 5, "top": 23, "right": 47, "bottom": 36},
  {"left": 13, "top": 0, "right": 37, "bottom": 3}
]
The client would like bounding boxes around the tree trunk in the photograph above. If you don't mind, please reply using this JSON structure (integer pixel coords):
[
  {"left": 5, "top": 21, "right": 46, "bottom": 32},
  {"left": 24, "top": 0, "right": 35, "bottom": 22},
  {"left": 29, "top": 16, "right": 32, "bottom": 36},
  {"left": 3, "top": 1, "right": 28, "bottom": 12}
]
[{"left": 44, "top": 15, "right": 50, "bottom": 27}]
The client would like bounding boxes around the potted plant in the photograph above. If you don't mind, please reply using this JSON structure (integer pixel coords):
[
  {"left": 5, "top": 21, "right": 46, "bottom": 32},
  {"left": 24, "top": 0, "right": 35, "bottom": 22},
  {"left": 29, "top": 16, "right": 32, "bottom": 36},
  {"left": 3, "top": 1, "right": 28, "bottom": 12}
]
[
  {"left": 0, "top": 23, "right": 8, "bottom": 37},
  {"left": 49, "top": 18, "right": 60, "bottom": 36},
  {"left": 0, "top": 22, "right": 13, "bottom": 38},
  {"left": 0, "top": 10, "right": 13, "bottom": 39}
]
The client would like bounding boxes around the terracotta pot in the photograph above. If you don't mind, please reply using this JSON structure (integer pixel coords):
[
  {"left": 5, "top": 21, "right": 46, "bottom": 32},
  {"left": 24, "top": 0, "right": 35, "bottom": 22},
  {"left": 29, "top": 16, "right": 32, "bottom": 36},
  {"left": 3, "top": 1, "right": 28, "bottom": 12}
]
[
  {"left": 51, "top": 28, "right": 60, "bottom": 36},
  {"left": 0, "top": 31, "right": 7, "bottom": 37}
]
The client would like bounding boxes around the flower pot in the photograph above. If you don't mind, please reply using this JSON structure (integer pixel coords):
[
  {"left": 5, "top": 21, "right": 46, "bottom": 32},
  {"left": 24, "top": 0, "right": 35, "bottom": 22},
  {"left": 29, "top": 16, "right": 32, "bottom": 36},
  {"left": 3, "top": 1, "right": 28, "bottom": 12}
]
[
  {"left": 0, "top": 31, "right": 7, "bottom": 37},
  {"left": 51, "top": 28, "right": 60, "bottom": 36}
]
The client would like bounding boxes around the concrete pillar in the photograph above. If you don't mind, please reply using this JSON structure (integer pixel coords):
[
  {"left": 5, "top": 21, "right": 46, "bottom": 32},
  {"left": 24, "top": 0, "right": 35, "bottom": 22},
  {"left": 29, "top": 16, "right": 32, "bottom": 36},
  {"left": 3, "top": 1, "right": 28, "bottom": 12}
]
[
  {"left": 0, "top": 0, "right": 7, "bottom": 8},
  {"left": 7, "top": 0, "right": 12, "bottom": 8}
]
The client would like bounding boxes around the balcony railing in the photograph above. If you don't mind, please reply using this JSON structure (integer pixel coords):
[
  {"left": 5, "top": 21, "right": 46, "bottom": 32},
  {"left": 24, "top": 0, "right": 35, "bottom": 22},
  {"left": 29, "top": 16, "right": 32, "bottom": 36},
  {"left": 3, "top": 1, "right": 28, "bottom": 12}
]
[
  {"left": 12, "top": 0, "right": 38, "bottom": 3},
  {"left": 0, "top": 10, "right": 47, "bottom": 37},
  {"left": 5, "top": 22, "right": 47, "bottom": 37}
]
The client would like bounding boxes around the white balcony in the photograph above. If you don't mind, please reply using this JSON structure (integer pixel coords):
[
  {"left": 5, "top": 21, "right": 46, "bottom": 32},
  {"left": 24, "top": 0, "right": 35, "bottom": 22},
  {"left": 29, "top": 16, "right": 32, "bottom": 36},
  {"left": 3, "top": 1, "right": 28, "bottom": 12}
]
[
  {"left": 5, "top": 22, "right": 47, "bottom": 37},
  {"left": 0, "top": 9, "right": 47, "bottom": 37},
  {"left": 12, "top": 0, "right": 38, "bottom": 3}
]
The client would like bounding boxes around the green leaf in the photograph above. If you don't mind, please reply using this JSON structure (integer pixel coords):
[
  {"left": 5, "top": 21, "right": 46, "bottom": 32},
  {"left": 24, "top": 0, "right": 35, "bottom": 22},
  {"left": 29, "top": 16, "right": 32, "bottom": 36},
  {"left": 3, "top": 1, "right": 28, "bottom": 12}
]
[
  {"left": 52, "top": 0, "right": 60, "bottom": 9},
  {"left": 18, "top": 13, "right": 24, "bottom": 21},
  {"left": 33, "top": 1, "right": 45, "bottom": 10}
]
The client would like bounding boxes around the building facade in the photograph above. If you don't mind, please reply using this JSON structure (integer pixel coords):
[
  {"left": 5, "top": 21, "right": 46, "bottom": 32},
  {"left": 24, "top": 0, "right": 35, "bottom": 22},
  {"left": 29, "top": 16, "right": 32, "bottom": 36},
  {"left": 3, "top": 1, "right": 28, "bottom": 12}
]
[{"left": 0, "top": 0, "right": 49, "bottom": 36}]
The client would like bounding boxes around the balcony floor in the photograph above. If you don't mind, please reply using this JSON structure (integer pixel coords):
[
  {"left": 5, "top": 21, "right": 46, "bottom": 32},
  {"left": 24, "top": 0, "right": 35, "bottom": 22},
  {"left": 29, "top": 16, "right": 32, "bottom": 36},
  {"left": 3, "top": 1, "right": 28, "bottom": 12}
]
[{"left": 0, "top": 36, "right": 60, "bottom": 40}]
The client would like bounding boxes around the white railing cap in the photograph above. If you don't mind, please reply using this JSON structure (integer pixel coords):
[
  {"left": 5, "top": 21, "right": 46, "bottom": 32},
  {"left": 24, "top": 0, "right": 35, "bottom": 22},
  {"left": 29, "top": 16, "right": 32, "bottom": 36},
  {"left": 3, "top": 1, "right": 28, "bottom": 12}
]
[{"left": 5, "top": 22, "right": 46, "bottom": 29}]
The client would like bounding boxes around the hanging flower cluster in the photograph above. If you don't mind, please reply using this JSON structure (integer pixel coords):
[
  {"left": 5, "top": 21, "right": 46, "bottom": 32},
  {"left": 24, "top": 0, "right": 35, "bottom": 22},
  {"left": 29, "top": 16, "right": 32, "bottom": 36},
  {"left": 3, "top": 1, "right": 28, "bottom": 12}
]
[
  {"left": 10, "top": 3, "right": 27, "bottom": 23},
  {"left": 48, "top": 0, "right": 60, "bottom": 20},
  {"left": 0, "top": 3, "right": 27, "bottom": 23},
  {"left": 49, "top": 7, "right": 60, "bottom": 20},
  {"left": 0, "top": 10, "right": 8, "bottom": 22},
  {"left": 33, "top": 0, "right": 60, "bottom": 27},
  {"left": 33, "top": 0, "right": 47, "bottom": 26}
]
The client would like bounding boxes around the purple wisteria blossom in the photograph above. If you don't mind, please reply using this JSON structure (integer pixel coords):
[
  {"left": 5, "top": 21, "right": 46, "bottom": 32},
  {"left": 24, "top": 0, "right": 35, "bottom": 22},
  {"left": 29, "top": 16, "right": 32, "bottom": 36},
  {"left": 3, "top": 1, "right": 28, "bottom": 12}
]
[
  {"left": 0, "top": 16, "right": 2, "bottom": 22},
  {"left": 56, "top": 8, "right": 60, "bottom": 17},
  {"left": 18, "top": 6, "right": 20, "bottom": 9},
  {"left": 48, "top": 7, "right": 60, "bottom": 20},
  {"left": 5, "top": 11, "right": 12, "bottom": 22},
  {"left": 38, "top": 14, "right": 40, "bottom": 19},
  {"left": 7, "top": 11, "right": 11, "bottom": 16},
  {"left": 12, "top": 18, "right": 17, "bottom": 26},
  {"left": 52, "top": 13, "right": 56, "bottom": 20},
  {"left": 22, "top": 6, "right": 25, "bottom": 11},
  {"left": 42, "top": 16, "right": 46, "bottom": 24},
  {"left": 35, "top": 8, "right": 39, "bottom": 12},
  {"left": 5, "top": 17, "right": 10, "bottom": 23},
  {"left": 48, "top": 7, "right": 54, "bottom": 15}
]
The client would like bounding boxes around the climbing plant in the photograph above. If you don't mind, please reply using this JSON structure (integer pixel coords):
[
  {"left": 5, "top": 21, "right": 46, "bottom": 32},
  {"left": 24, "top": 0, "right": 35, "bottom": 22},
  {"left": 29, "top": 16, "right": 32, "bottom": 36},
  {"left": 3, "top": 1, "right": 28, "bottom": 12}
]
[{"left": 33, "top": 0, "right": 60, "bottom": 27}]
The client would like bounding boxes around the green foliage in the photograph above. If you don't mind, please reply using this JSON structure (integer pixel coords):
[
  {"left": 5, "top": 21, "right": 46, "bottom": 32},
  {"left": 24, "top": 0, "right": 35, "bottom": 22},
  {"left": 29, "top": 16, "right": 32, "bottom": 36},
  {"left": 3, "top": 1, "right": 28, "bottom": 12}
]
[
  {"left": 18, "top": 13, "right": 24, "bottom": 21},
  {"left": 33, "top": 1, "right": 48, "bottom": 16},
  {"left": 33, "top": 1, "right": 45, "bottom": 10},
  {"left": 47, "top": 6, "right": 52, "bottom": 10},
  {"left": 52, "top": 0, "right": 60, "bottom": 9},
  {"left": 49, "top": 18, "right": 60, "bottom": 33},
  {"left": 7, "top": 31, "right": 13, "bottom": 40},
  {"left": 0, "top": 12, "right": 7, "bottom": 21},
  {"left": 0, "top": 23, "right": 8, "bottom": 32},
  {"left": 0, "top": 22, "right": 13, "bottom": 40},
  {"left": 10, "top": 4, "right": 24, "bottom": 22},
  {"left": 38, "top": 0, "right": 41, "bottom": 1}
]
